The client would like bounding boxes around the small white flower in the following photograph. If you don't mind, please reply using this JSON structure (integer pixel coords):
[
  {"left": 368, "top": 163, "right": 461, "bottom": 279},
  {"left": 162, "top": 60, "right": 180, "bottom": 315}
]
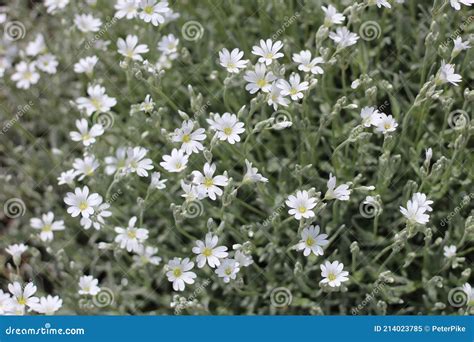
[
  {"left": 157, "top": 34, "right": 179, "bottom": 58},
  {"left": 117, "top": 34, "right": 149, "bottom": 61},
  {"left": 234, "top": 250, "right": 253, "bottom": 267},
  {"left": 462, "top": 283, "right": 474, "bottom": 306},
  {"left": 73, "top": 155, "right": 100, "bottom": 180},
  {"left": 78, "top": 275, "right": 100, "bottom": 296},
  {"left": 207, "top": 112, "right": 245, "bottom": 144},
  {"left": 375, "top": 0, "right": 392, "bottom": 8},
  {"left": 30, "top": 212, "right": 65, "bottom": 242},
  {"left": 114, "top": 216, "right": 149, "bottom": 253},
  {"left": 277, "top": 73, "right": 309, "bottom": 101},
  {"left": 64, "top": 186, "right": 103, "bottom": 218},
  {"left": 244, "top": 63, "right": 277, "bottom": 94},
  {"left": 69, "top": 118, "right": 104, "bottom": 146},
  {"left": 292, "top": 50, "right": 324, "bottom": 75},
  {"left": 45, "top": 0, "right": 69, "bottom": 14},
  {"left": 351, "top": 79, "right": 361, "bottom": 89},
  {"left": 138, "top": 0, "right": 169, "bottom": 26},
  {"left": 166, "top": 257, "right": 196, "bottom": 291},
  {"left": 450, "top": 0, "right": 474, "bottom": 11},
  {"left": 452, "top": 37, "right": 471, "bottom": 57},
  {"left": 437, "top": 60, "right": 462, "bottom": 86},
  {"left": 192, "top": 162, "right": 229, "bottom": 200},
  {"left": 36, "top": 54, "right": 58, "bottom": 74},
  {"left": 360, "top": 106, "right": 382, "bottom": 127},
  {"left": 0, "top": 290, "right": 13, "bottom": 315},
  {"left": 219, "top": 48, "right": 248, "bottom": 73},
  {"left": 329, "top": 27, "right": 359, "bottom": 48},
  {"left": 443, "top": 245, "right": 457, "bottom": 258},
  {"left": 297, "top": 225, "right": 329, "bottom": 256},
  {"left": 74, "top": 14, "right": 102, "bottom": 33},
  {"left": 160, "top": 148, "right": 189, "bottom": 173},
  {"left": 181, "top": 180, "right": 205, "bottom": 201},
  {"left": 5, "top": 243, "right": 28, "bottom": 262},
  {"left": 30, "top": 295, "right": 62, "bottom": 315},
  {"left": 126, "top": 146, "right": 154, "bottom": 177},
  {"left": 8, "top": 282, "right": 39, "bottom": 311},
  {"left": 192, "top": 233, "right": 228, "bottom": 268},
  {"left": 76, "top": 84, "right": 117, "bottom": 116},
  {"left": 133, "top": 245, "right": 162, "bottom": 266},
  {"left": 320, "top": 260, "right": 349, "bottom": 287},
  {"left": 251, "top": 39, "right": 284, "bottom": 65},
  {"left": 80, "top": 202, "right": 111, "bottom": 231},
  {"left": 172, "top": 120, "right": 206, "bottom": 154},
  {"left": 400, "top": 193, "right": 431, "bottom": 225},
  {"left": 150, "top": 172, "right": 167, "bottom": 189},
  {"left": 286, "top": 190, "right": 318, "bottom": 220},
  {"left": 243, "top": 159, "right": 268, "bottom": 183},
  {"left": 11, "top": 61, "right": 40, "bottom": 89},
  {"left": 115, "top": 0, "right": 139, "bottom": 19},
  {"left": 105, "top": 147, "right": 128, "bottom": 175},
  {"left": 267, "top": 82, "right": 290, "bottom": 110},
  {"left": 412, "top": 192, "right": 433, "bottom": 212},
  {"left": 74, "top": 56, "right": 98, "bottom": 75},
  {"left": 57, "top": 169, "right": 78, "bottom": 185},
  {"left": 26, "top": 34, "right": 46, "bottom": 56},
  {"left": 215, "top": 258, "right": 240, "bottom": 283},
  {"left": 322, "top": 5, "right": 345, "bottom": 26},
  {"left": 140, "top": 94, "right": 155, "bottom": 113},
  {"left": 375, "top": 113, "right": 398, "bottom": 134},
  {"left": 325, "top": 173, "right": 351, "bottom": 201}
]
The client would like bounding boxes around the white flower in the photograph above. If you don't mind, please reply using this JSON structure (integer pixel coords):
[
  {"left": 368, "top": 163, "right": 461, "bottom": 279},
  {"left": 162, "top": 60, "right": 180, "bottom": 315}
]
[
  {"left": 74, "top": 56, "right": 98, "bottom": 75},
  {"left": 443, "top": 245, "right": 457, "bottom": 258},
  {"left": 219, "top": 48, "right": 248, "bottom": 73},
  {"left": 375, "top": 113, "right": 398, "bottom": 134},
  {"left": 115, "top": 216, "right": 149, "bottom": 253},
  {"left": 462, "top": 283, "right": 474, "bottom": 306},
  {"left": 11, "top": 61, "right": 40, "bottom": 89},
  {"left": 215, "top": 258, "right": 240, "bottom": 283},
  {"left": 74, "top": 14, "right": 102, "bottom": 32},
  {"left": 360, "top": 106, "right": 382, "bottom": 127},
  {"left": 181, "top": 180, "right": 205, "bottom": 201},
  {"left": 400, "top": 194, "right": 431, "bottom": 225},
  {"left": 45, "top": 0, "right": 69, "bottom": 14},
  {"left": 172, "top": 120, "right": 206, "bottom": 154},
  {"left": 57, "top": 169, "right": 78, "bottom": 185},
  {"left": 297, "top": 225, "right": 329, "bottom": 256},
  {"left": 105, "top": 147, "right": 128, "bottom": 175},
  {"left": 329, "top": 27, "right": 359, "bottom": 48},
  {"left": 192, "top": 162, "right": 229, "bottom": 200},
  {"left": 375, "top": 0, "right": 391, "bottom": 8},
  {"left": 244, "top": 63, "right": 277, "bottom": 94},
  {"left": 140, "top": 94, "right": 155, "bottom": 112},
  {"left": 157, "top": 34, "right": 179, "bottom": 58},
  {"left": 138, "top": 0, "right": 169, "bottom": 26},
  {"left": 322, "top": 5, "right": 345, "bottom": 26},
  {"left": 133, "top": 245, "right": 162, "bottom": 266},
  {"left": 450, "top": 0, "right": 474, "bottom": 11},
  {"left": 243, "top": 159, "right": 268, "bottom": 183},
  {"left": 277, "top": 73, "right": 309, "bottom": 101},
  {"left": 160, "top": 148, "right": 189, "bottom": 173},
  {"left": 207, "top": 112, "right": 245, "bottom": 144},
  {"left": 325, "top": 173, "right": 351, "bottom": 201},
  {"left": 437, "top": 60, "right": 462, "bottom": 86},
  {"left": 0, "top": 57, "right": 12, "bottom": 77},
  {"left": 76, "top": 84, "right": 117, "bottom": 116},
  {"left": 292, "top": 50, "right": 324, "bottom": 75},
  {"left": 251, "top": 39, "right": 284, "bottom": 65},
  {"left": 78, "top": 275, "right": 100, "bottom": 295},
  {"left": 5, "top": 243, "right": 28, "bottom": 262},
  {"left": 30, "top": 212, "right": 65, "bottom": 242},
  {"left": 26, "top": 34, "right": 46, "bottom": 56},
  {"left": 0, "top": 290, "right": 13, "bottom": 315},
  {"left": 115, "top": 0, "right": 139, "bottom": 19},
  {"left": 8, "top": 282, "right": 39, "bottom": 311},
  {"left": 192, "top": 233, "right": 228, "bottom": 268},
  {"left": 351, "top": 79, "right": 361, "bottom": 89},
  {"left": 267, "top": 82, "right": 290, "bottom": 110},
  {"left": 73, "top": 155, "right": 100, "bottom": 180},
  {"left": 452, "top": 37, "right": 470, "bottom": 56},
  {"left": 69, "top": 118, "right": 104, "bottom": 146},
  {"left": 126, "top": 146, "right": 154, "bottom": 177},
  {"left": 412, "top": 192, "right": 433, "bottom": 212},
  {"left": 36, "top": 54, "right": 58, "bottom": 74},
  {"left": 117, "top": 34, "right": 149, "bottom": 61},
  {"left": 234, "top": 250, "right": 253, "bottom": 267},
  {"left": 320, "top": 260, "right": 349, "bottom": 287},
  {"left": 64, "top": 186, "right": 103, "bottom": 218},
  {"left": 30, "top": 295, "right": 62, "bottom": 315},
  {"left": 286, "top": 190, "right": 318, "bottom": 220},
  {"left": 166, "top": 257, "right": 196, "bottom": 291},
  {"left": 150, "top": 172, "right": 167, "bottom": 189},
  {"left": 80, "top": 202, "right": 111, "bottom": 230}
]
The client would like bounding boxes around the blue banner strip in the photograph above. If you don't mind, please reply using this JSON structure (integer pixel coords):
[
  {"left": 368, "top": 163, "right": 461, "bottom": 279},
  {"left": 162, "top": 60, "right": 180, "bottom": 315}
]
[{"left": 0, "top": 316, "right": 472, "bottom": 342}]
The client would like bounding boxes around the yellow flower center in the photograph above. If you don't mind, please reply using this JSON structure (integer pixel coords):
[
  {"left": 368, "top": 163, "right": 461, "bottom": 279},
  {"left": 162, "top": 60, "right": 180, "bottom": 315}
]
[
  {"left": 82, "top": 133, "right": 91, "bottom": 141},
  {"left": 298, "top": 206, "right": 307, "bottom": 213},
  {"left": 203, "top": 247, "right": 212, "bottom": 257},
  {"left": 225, "top": 267, "right": 232, "bottom": 275},
  {"left": 223, "top": 127, "right": 233, "bottom": 136},
  {"left": 265, "top": 53, "right": 274, "bottom": 59},
  {"left": 127, "top": 230, "right": 137, "bottom": 239},
  {"left": 144, "top": 6, "right": 153, "bottom": 14},
  {"left": 227, "top": 62, "right": 235, "bottom": 68},
  {"left": 203, "top": 177, "right": 214, "bottom": 188},
  {"left": 384, "top": 123, "right": 391, "bottom": 130},
  {"left": 290, "top": 88, "right": 298, "bottom": 95},
  {"left": 305, "top": 237, "right": 314, "bottom": 246},
  {"left": 173, "top": 268, "right": 182, "bottom": 277},
  {"left": 256, "top": 79, "right": 267, "bottom": 88},
  {"left": 42, "top": 224, "right": 52, "bottom": 232},
  {"left": 79, "top": 201, "right": 88, "bottom": 211},
  {"left": 24, "top": 71, "right": 32, "bottom": 80},
  {"left": 17, "top": 297, "right": 27, "bottom": 305},
  {"left": 182, "top": 134, "right": 191, "bottom": 143},
  {"left": 328, "top": 273, "right": 336, "bottom": 281},
  {"left": 91, "top": 98, "right": 101, "bottom": 110},
  {"left": 175, "top": 162, "right": 182, "bottom": 170}
]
